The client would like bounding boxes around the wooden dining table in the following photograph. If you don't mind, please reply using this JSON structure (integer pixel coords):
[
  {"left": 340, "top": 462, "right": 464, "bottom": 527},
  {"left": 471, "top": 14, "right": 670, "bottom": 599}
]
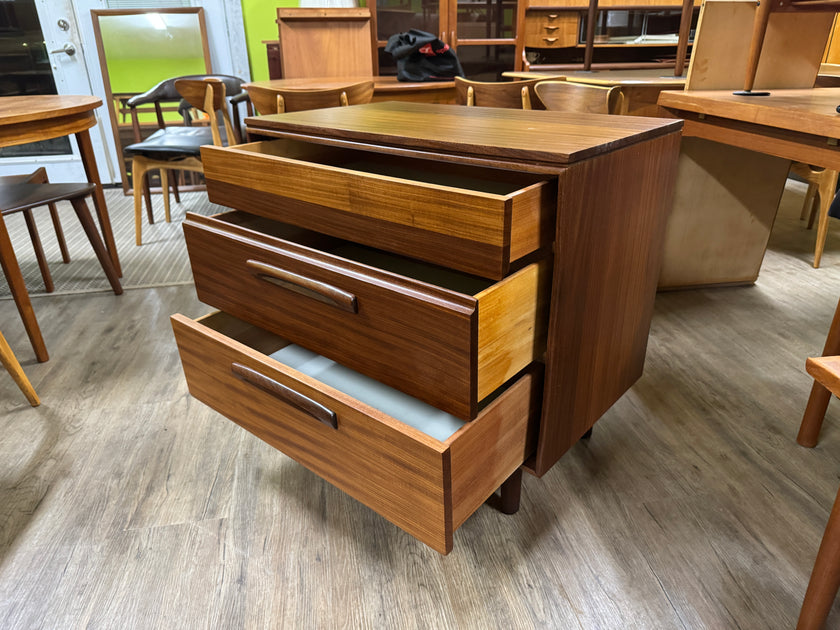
[
  {"left": 0, "top": 95, "right": 122, "bottom": 362},
  {"left": 243, "top": 76, "right": 457, "bottom": 105}
]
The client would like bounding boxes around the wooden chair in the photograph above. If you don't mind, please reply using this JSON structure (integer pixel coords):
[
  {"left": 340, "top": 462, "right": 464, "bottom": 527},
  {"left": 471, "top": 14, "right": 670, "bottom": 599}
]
[
  {"left": 245, "top": 81, "right": 375, "bottom": 115},
  {"left": 0, "top": 182, "right": 123, "bottom": 362},
  {"left": 534, "top": 81, "right": 624, "bottom": 114},
  {"left": 124, "top": 75, "right": 246, "bottom": 246},
  {"left": 792, "top": 163, "right": 840, "bottom": 268},
  {"left": 0, "top": 168, "right": 71, "bottom": 293},
  {"left": 454, "top": 77, "right": 546, "bottom": 110},
  {"left": 0, "top": 329, "right": 39, "bottom": 406},
  {"left": 741, "top": 0, "right": 840, "bottom": 93}
]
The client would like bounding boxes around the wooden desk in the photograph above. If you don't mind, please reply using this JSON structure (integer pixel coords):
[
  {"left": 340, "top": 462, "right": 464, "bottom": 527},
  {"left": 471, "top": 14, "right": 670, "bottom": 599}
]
[
  {"left": 656, "top": 88, "right": 840, "bottom": 288},
  {"left": 244, "top": 77, "right": 457, "bottom": 106},
  {"left": 0, "top": 95, "right": 121, "bottom": 362},
  {"left": 503, "top": 69, "right": 686, "bottom": 116}
]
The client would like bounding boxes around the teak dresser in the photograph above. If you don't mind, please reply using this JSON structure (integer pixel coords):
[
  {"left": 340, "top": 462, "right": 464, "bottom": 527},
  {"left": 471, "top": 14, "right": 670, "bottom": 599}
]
[{"left": 171, "top": 102, "right": 682, "bottom": 554}]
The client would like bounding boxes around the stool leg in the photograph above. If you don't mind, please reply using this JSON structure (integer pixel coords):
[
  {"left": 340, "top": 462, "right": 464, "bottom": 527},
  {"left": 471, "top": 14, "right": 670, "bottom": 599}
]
[
  {"left": 70, "top": 197, "right": 122, "bottom": 295},
  {"left": 798, "top": 485, "right": 840, "bottom": 630},
  {"left": 0, "top": 330, "right": 39, "bottom": 406}
]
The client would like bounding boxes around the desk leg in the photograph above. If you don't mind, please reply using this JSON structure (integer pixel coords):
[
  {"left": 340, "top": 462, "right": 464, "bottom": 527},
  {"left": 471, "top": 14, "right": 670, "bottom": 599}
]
[
  {"left": 799, "top": 297, "right": 840, "bottom": 447},
  {"left": 76, "top": 129, "right": 122, "bottom": 277},
  {"left": 0, "top": 214, "right": 48, "bottom": 362}
]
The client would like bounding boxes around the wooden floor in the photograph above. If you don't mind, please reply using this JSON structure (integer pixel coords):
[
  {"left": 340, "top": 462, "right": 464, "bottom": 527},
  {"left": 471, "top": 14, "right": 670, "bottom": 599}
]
[{"left": 2, "top": 182, "right": 840, "bottom": 628}]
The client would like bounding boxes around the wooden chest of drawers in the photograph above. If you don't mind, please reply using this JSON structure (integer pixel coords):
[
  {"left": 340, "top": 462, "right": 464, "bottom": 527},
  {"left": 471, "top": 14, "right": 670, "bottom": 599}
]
[{"left": 172, "top": 102, "right": 681, "bottom": 554}]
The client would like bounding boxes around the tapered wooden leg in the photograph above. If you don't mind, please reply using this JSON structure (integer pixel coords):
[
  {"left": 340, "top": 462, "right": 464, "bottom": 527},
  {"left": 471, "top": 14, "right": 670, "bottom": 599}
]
[
  {"left": 799, "top": 297, "right": 840, "bottom": 447},
  {"left": 160, "top": 168, "right": 171, "bottom": 223},
  {"left": 22, "top": 208, "right": 54, "bottom": 293},
  {"left": 798, "top": 485, "right": 840, "bottom": 630},
  {"left": 813, "top": 170, "right": 839, "bottom": 269},
  {"left": 170, "top": 169, "right": 181, "bottom": 203},
  {"left": 75, "top": 129, "right": 121, "bottom": 276},
  {"left": 0, "top": 214, "right": 47, "bottom": 362},
  {"left": 803, "top": 183, "right": 818, "bottom": 221},
  {"left": 47, "top": 203, "right": 71, "bottom": 263},
  {"left": 0, "top": 329, "right": 39, "bottom": 406},
  {"left": 69, "top": 197, "right": 122, "bottom": 295},
  {"left": 133, "top": 158, "right": 147, "bottom": 247},
  {"left": 143, "top": 175, "right": 154, "bottom": 225}
]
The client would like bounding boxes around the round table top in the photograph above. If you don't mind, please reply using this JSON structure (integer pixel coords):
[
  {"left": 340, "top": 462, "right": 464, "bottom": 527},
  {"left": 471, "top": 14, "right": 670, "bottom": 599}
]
[{"left": 0, "top": 94, "right": 102, "bottom": 127}]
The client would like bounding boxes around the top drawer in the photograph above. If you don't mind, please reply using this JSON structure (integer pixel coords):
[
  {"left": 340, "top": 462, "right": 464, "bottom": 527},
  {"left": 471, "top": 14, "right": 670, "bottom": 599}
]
[{"left": 201, "top": 139, "right": 556, "bottom": 280}]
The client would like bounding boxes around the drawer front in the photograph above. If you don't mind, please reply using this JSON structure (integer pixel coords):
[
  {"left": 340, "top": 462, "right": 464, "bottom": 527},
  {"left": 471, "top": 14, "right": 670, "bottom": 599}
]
[
  {"left": 201, "top": 141, "right": 555, "bottom": 280},
  {"left": 184, "top": 213, "right": 549, "bottom": 420},
  {"left": 524, "top": 13, "right": 579, "bottom": 48},
  {"left": 171, "top": 312, "right": 538, "bottom": 554}
]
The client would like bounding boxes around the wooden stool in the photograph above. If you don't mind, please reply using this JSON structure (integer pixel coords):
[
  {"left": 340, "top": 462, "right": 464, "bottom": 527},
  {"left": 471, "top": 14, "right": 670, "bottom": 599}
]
[{"left": 0, "top": 329, "right": 39, "bottom": 406}]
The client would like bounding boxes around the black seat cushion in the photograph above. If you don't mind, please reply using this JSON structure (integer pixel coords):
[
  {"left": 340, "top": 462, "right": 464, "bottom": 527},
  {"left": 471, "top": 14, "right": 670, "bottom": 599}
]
[
  {"left": 123, "top": 126, "right": 219, "bottom": 159},
  {"left": 0, "top": 182, "right": 95, "bottom": 214}
]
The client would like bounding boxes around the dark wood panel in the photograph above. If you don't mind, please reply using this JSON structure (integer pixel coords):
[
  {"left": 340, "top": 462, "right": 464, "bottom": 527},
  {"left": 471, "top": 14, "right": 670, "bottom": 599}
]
[{"left": 534, "top": 130, "right": 682, "bottom": 474}]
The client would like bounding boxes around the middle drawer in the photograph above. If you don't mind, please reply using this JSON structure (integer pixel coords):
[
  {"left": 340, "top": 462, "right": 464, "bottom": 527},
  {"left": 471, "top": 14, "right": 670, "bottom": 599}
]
[{"left": 184, "top": 212, "right": 551, "bottom": 420}]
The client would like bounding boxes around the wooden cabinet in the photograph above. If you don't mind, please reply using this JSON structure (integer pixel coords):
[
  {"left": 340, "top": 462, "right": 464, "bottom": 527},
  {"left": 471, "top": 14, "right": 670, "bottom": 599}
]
[
  {"left": 515, "top": 0, "right": 702, "bottom": 71},
  {"left": 172, "top": 102, "right": 682, "bottom": 553}
]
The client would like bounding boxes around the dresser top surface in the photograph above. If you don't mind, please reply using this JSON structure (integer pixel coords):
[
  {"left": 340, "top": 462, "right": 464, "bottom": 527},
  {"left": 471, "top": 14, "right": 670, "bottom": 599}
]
[{"left": 245, "top": 101, "right": 682, "bottom": 165}]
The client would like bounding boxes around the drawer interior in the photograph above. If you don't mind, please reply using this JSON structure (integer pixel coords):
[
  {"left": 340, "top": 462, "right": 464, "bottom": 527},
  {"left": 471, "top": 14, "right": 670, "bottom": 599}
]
[
  {"left": 238, "top": 139, "right": 551, "bottom": 195},
  {"left": 202, "top": 311, "right": 467, "bottom": 442}
]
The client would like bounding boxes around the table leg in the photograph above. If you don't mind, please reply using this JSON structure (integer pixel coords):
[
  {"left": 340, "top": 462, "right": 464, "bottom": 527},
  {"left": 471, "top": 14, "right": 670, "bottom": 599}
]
[
  {"left": 75, "top": 129, "right": 122, "bottom": 277},
  {"left": 0, "top": 214, "right": 48, "bottom": 362}
]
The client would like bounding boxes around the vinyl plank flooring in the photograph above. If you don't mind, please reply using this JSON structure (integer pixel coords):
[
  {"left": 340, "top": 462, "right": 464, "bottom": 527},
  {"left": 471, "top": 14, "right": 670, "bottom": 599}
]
[{"left": 3, "top": 183, "right": 840, "bottom": 628}]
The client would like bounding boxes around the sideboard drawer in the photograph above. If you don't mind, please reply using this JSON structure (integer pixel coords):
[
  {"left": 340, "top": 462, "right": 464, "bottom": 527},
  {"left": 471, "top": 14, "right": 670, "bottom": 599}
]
[
  {"left": 523, "top": 13, "right": 579, "bottom": 48},
  {"left": 171, "top": 311, "right": 540, "bottom": 554},
  {"left": 201, "top": 139, "right": 556, "bottom": 280},
  {"left": 184, "top": 212, "right": 551, "bottom": 420}
]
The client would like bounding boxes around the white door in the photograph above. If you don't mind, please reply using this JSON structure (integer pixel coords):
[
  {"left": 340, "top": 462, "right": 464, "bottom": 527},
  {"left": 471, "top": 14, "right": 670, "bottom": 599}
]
[{"left": 0, "top": 0, "right": 114, "bottom": 182}]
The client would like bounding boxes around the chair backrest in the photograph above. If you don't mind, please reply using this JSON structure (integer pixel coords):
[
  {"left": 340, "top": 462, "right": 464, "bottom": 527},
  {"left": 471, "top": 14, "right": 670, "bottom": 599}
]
[
  {"left": 534, "top": 81, "right": 624, "bottom": 115},
  {"left": 454, "top": 77, "right": 546, "bottom": 110},
  {"left": 246, "top": 81, "right": 375, "bottom": 115},
  {"left": 174, "top": 78, "right": 240, "bottom": 146}
]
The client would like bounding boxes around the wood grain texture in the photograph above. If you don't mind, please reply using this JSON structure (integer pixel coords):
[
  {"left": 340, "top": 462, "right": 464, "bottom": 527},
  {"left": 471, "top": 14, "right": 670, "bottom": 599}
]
[
  {"left": 522, "top": 13, "right": 579, "bottom": 48},
  {"left": 172, "top": 312, "right": 537, "bottom": 554},
  {"left": 183, "top": 213, "right": 548, "bottom": 419},
  {"left": 202, "top": 138, "right": 556, "bottom": 279},
  {"left": 4, "top": 182, "right": 840, "bottom": 626},
  {"left": 0, "top": 96, "right": 100, "bottom": 148},
  {"left": 535, "top": 131, "right": 682, "bottom": 474},
  {"left": 243, "top": 101, "right": 683, "bottom": 166}
]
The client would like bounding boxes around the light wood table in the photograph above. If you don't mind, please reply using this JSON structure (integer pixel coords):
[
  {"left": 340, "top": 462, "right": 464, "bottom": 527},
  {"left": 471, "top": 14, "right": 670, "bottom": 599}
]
[
  {"left": 0, "top": 95, "right": 122, "bottom": 362},
  {"left": 244, "top": 76, "right": 457, "bottom": 106},
  {"left": 503, "top": 69, "right": 687, "bottom": 116},
  {"left": 657, "top": 88, "right": 840, "bottom": 288}
]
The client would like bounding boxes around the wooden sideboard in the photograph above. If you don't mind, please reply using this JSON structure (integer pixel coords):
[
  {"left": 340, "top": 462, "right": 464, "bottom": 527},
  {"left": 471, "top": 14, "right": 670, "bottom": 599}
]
[{"left": 172, "top": 102, "right": 681, "bottom": 553}]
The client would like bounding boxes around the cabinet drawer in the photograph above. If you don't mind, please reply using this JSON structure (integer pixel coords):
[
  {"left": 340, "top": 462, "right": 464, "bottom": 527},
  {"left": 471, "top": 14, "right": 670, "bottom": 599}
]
[
  {"left": 201, "top": 139, "right": 556, "bottom": 280},
  {"left": 523, "top": 13, "right": 579, "bottom": 48},
  {"left": 171, "top": 312, "right": 539, "bottom": 554},
  {"left": 184, "top": 212, "right": 551, "bottom": 420}
]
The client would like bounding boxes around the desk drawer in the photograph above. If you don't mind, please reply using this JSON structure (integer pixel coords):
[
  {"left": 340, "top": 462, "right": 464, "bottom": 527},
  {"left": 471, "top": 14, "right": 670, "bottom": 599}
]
[
  {"left": 184, "top": 212, "right": 551, "bottom": 420},
  {"left": 171, "top": 312, "right": 539, "bottom": 554},
  {"left": 523, "top": 13, "right": 579, "bottom": 48},
  {"left": 201, "top": 139, "right": 556, "bottom": 280}
]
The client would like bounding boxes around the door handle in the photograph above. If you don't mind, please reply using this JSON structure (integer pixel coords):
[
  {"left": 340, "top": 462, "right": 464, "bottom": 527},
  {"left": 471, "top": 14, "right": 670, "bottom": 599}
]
[{"left": 50, "top": 43, "right": 76, "bottom": 57}]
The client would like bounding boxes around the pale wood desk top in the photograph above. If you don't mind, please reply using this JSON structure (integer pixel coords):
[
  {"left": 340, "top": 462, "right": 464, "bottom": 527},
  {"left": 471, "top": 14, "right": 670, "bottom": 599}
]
[
  {"left": 245, "top": 101, "right": 683, "bottom": 166},
  {"left": 0, "top": 95, "right": 101, "bottom": 147},
  {"left": 658, "top": 87, "right": 840, "bottom": 170},
  {"left": 503, "top": 69, "right": 687, "bottom": 87}
]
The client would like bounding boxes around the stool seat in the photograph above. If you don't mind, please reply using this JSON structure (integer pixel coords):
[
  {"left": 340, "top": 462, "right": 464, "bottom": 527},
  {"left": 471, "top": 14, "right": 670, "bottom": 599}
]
[{"left": 0, "top": 183, "right": 96, "bottom": 214}]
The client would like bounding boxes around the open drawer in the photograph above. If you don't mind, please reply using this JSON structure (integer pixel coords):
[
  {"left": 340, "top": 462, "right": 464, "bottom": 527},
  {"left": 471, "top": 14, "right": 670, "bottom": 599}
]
[
  {"left": 184, "top": 212, "right": 551, "bottom": 420},
  {"left": 171, "top": 311, "right": 540, "bottom": 554},
  {"left": 201, "top": 139, "right": 556, "bottom": 280}
]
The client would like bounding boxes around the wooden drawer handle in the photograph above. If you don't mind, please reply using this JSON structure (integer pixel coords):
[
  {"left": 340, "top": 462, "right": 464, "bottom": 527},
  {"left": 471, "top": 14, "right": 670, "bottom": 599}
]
[
  {"left": 232, "top": 362, "right": 338, "bottom": 429},
  {"left": 246, "top": 259, "right": 358, "bottom": 313},
  {"left": 544, "top": 25, "right": 559, "bottom": 31},
  {"left": 547, "top": 13, "right": 558, "bottom": 19},
  {"left": 542, "top": 37, "right": 558, "bottom": 43}
]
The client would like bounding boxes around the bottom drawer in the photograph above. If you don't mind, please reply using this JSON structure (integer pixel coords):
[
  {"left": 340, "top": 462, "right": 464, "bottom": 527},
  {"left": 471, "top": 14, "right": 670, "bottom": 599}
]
[{"left": 172, "top": 311, "right": 540, "bottom": 554}]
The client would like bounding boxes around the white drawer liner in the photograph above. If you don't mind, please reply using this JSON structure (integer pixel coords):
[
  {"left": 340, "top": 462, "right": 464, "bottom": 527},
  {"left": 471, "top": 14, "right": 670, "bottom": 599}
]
[{"left": 270, "top": 344, "right": 465, "bottom": 441}]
